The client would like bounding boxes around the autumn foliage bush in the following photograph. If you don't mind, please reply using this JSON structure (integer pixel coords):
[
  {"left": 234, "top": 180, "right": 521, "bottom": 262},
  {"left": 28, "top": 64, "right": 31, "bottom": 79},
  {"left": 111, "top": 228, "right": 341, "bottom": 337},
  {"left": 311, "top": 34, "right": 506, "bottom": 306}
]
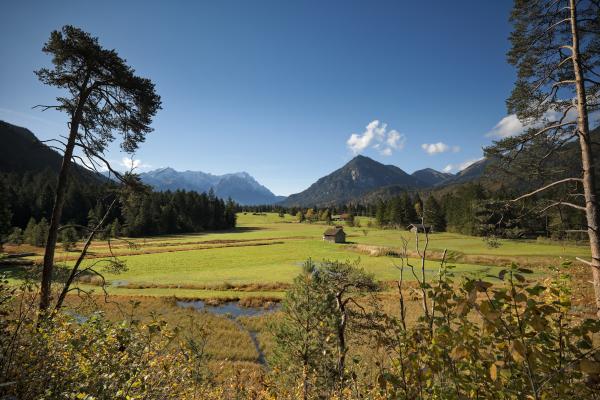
[
  {"left": 269, "top": 261, "right": 600, "bottom": 399},
  {"left": 1, "top": 261, "right": 600, "bottom": 399},
  {"left": 366, "top": 263, "right": 600, "bottom": 399}
]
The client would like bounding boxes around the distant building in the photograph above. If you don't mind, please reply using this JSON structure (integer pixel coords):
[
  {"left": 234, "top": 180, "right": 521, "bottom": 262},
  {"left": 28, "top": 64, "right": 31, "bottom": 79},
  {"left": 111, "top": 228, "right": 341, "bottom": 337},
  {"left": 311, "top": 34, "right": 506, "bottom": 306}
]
[
  {"left": 408, "top": 223, "right": 432, "bottom": 234},
  {"left": 339, "top": 213, "right": 351, "bottom": 221},
  {"left": 323, "top": 226, "right": 346, "bottom": 243}
]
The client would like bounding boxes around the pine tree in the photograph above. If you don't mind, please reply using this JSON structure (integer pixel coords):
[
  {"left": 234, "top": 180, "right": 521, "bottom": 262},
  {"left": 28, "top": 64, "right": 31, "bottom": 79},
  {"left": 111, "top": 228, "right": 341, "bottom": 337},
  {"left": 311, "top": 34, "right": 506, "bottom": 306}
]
[
  {"left": 401, "top": 193, "right": 417, "bottom": 227},
  {"left": 36, "top": 183, "right": 54, "bottom": 220},
  {"left": 36, "top": 25, "right": 161, "bottom": 311},
  {"left": 7, "top": 227, "right": 23, "bottom": 246},
  {"left": 424, "top": 196, "right": 446, "bottom": 232},
  {"left": 386, "top": 197, "right": 402, "bottom": 228},
  {"left": 36, "top": 218, "right": 49, "bottom": 247},
  {"left": 485, "top": 0, "right": 600, "bottom": 314},
  {"left": 59, "top": 226, "right": 78, "bottom": 251},
  {"left": 271, "top": 260, "right": 337, "bottom": 399},
  {"left": 24, "top": 218, "right": 37, "bottom": 246},
  {"left": 110, "top": 219, "right": 121, "bottom": 238},
  {"left": 0, "top": 180, "right": 12, "bottom": 247},
  {"left": 225, "top": 198, "right": 237, "bottom": 228},
  {"left": 375, "top": 201, "right": 387, "bottom": 227}
]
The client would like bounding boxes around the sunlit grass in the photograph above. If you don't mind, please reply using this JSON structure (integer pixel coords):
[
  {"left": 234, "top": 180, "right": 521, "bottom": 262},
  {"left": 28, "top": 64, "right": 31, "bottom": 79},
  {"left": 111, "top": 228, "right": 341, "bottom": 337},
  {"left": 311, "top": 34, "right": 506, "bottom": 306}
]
[{"left": 4, "top": 212, "right": 588, "bottom": 299}]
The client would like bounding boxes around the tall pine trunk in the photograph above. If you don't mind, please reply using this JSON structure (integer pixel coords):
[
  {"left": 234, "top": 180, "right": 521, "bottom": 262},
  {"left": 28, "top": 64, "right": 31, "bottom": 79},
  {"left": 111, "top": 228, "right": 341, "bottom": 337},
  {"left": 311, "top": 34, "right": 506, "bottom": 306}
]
[
  {"left": 39, "top": 74, "right": 90, "bottom": 312},
  {"left": 569, "top": 0, "right": 600, "bottom": 317}
]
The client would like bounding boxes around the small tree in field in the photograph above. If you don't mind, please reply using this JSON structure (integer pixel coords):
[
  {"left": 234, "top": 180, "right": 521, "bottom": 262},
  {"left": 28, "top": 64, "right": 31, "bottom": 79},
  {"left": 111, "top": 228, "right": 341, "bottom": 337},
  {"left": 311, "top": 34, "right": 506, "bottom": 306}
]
[
  {"left": 305, "top": 208, "right": 316, "bottom": 223},
  {"left": 7, "top": 228, "right": 23, "bottom": 246},
  {"left": 486, "top": 1, "right": 600, "bottom": 315},
  {"left": 59, "top": 226, "right": 78, "bottom": 251},
  {"left": 271, "top": 259, "right": 337, "bottom": 399},
  {"left": 318, "top": 260, "right": 378, "bottom": 394},
  {"left": 35, "top": 26, "right": 161, "bottom": 311},
  {"left": 35, "top": 218, "right": 49, "bottom": 247}
]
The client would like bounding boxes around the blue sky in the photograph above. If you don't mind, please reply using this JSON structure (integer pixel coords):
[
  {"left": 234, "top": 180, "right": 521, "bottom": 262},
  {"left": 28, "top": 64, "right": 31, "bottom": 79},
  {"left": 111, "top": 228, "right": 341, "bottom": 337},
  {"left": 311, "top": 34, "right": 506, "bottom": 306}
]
[{"left": 1, "top": 1, "right": 518, "bottom": 196}]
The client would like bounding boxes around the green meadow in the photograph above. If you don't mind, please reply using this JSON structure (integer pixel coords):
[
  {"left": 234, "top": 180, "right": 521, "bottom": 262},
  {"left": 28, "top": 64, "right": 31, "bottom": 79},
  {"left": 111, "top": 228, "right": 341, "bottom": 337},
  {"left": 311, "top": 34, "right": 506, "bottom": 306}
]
[
  {"left": 4, "top": 212, "right": 594, "bottom": 372},
  {"left": 13, "top": 212, "right": 585, "bottom": 299}
]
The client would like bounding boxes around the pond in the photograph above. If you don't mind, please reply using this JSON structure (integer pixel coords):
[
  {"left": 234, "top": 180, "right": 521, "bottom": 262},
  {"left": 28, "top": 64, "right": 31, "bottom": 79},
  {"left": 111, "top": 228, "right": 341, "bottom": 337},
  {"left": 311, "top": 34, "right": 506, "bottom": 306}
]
[
  {"left": 176, "top": 300, "right": 280, "bottom": 318},
  {"left": 177, "top": 299, "right": 280, "bottom": 366}
]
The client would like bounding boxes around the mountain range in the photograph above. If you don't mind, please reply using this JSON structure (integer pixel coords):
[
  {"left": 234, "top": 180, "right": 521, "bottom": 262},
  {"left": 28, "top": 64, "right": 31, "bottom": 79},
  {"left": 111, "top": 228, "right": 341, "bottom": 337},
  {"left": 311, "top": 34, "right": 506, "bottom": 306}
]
[
  {"left": 138, "top": 168, "right": 285, "bottom": 205},
  {"left": 280, "top": 155, "right": 486, "bottom": 206},
  {"left": 0, "top": 120, "right": 488, "bottom": 206}
]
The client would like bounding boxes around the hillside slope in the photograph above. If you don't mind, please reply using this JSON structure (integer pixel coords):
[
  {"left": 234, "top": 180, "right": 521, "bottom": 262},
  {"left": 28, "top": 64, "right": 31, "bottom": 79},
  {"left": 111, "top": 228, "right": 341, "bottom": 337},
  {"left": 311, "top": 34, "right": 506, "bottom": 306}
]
[
  {"left": 0, "top": 120, "right": 105, "bottom": 183},
  {"left": 282, "top": 155, "right": 423, "bottom": 206}
]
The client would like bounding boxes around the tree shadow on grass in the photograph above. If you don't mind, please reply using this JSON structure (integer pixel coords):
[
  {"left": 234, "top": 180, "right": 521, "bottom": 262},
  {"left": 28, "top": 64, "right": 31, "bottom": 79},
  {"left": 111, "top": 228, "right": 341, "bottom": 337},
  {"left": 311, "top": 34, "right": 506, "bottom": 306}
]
[
  {"left": 126, "top": 226, "right": 267, "bottom": 241},
  {"left": 0, "top": 263, "right": 96, "bottom": 286}
]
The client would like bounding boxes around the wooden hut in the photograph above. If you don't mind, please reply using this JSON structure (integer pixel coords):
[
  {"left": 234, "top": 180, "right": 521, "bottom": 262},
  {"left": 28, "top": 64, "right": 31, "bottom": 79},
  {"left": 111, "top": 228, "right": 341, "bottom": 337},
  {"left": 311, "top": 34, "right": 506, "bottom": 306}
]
[{"left": 323, "top": 226, "right": 346, "bottom": 243}]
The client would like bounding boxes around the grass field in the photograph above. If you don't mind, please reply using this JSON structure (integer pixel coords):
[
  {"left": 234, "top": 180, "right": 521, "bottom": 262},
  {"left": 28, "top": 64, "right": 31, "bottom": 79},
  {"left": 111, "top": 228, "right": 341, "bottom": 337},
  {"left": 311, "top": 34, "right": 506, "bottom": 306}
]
[
  {"left": 5, "top": 212, "right": 590, "bottom": 299},
  {"left": 3, "top": 212, "right": 593, "bottom": 373}
]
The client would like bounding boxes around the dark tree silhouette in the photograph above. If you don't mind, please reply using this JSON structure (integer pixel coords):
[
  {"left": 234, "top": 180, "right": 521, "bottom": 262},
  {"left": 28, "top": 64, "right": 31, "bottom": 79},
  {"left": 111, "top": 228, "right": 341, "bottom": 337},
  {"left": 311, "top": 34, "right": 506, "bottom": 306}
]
[{"left": 35, "top": 26, "right": 161, "bottom": 311}]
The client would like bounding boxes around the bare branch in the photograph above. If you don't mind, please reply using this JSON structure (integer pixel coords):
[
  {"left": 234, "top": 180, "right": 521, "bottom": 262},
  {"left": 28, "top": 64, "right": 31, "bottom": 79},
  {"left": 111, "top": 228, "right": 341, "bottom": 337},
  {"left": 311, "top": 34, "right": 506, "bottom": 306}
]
[
  {"left": 538, "top": 201, "right": 586, "bottom": 214},
  {"left": 32, "top": 104, "right": 61, "bottom": 111},
  {"left": 511, "top": 178, "right": 583, "bottom": 202},
  {"left": 54, "top": 197, "right": 118, "bottom": 311}
]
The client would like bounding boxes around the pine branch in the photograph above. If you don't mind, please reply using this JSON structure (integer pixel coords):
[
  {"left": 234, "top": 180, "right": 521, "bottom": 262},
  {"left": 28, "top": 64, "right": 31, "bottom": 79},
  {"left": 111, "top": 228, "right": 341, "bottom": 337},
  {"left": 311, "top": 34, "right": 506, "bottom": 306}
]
[{"left": 511, "top": 178, "right": 583, "bottom": 202}]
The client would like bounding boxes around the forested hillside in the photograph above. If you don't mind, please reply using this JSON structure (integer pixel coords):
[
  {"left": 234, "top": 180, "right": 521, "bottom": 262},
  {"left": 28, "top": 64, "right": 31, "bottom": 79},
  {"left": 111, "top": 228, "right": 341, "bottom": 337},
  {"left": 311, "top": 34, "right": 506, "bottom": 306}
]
[{"left": 0, "top": 121, "right": 236, "bottom": 241}]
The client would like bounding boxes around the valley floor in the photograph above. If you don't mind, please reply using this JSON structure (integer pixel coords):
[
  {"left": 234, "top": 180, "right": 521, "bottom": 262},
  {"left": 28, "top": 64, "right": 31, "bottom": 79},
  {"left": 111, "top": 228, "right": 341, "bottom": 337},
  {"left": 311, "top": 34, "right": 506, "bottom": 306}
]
[
  {"left": 4, "top": 212, "right": 591, "bottom": 299},
  {"left": 2, "top": 212, "right": 595, "bottom": 379}
]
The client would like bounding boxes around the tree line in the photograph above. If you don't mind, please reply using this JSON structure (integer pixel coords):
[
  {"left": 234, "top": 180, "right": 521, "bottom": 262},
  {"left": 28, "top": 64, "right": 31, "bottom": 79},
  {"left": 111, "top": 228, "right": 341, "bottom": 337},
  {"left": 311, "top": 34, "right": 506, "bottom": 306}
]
[
  {"left": 241, "top": 183, "right": 584, "bottom": 240},
  {"left": 0, "top": 170, "right": 237, "bottom": 247}
]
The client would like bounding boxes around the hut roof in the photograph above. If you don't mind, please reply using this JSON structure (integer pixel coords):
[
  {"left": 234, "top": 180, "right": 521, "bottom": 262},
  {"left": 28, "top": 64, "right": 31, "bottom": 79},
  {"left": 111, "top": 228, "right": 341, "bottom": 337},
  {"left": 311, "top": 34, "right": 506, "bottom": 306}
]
[{"left": 324, "top": 227, "right": 344, "bottom": 236}]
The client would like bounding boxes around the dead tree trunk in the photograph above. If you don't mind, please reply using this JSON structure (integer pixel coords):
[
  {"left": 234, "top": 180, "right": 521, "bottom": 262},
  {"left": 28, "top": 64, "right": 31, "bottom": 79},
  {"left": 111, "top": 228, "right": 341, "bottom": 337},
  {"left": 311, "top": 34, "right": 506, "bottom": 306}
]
[{"left": 569, "top": 0, "right": 600, "bottom": 317}]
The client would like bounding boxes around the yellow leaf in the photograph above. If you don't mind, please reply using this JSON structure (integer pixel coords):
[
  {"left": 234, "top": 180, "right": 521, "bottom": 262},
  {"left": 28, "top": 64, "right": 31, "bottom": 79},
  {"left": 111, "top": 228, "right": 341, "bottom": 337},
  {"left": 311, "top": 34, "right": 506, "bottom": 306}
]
[
  {"left": 510, "top": 341, "right": 526, "bottom": 363},
  {"left": 490, "top": 364, "right": 498, "bottom": 381}
]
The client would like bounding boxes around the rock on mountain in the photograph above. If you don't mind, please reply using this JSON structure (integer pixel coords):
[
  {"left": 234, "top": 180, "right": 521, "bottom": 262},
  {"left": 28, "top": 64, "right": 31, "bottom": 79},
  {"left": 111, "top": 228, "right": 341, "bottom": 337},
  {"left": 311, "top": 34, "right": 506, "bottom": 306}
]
[
  {"left": 282, "top": 155, "right": 423, "bottom": 206},
  {"left": 411, "top": 168, "right": 454, "bottom": 186},
  {"left": 138, "top": 168, "right": 283, "bottom": 205}
]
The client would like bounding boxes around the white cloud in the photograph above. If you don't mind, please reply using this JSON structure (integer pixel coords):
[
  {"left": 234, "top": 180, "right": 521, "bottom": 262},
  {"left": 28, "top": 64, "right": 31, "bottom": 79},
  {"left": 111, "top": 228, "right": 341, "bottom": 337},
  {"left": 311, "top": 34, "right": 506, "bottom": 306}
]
[
  {"left": 486, "top": 114, "right": 525, "bottom": 138},
  {"left": 386, "top": 130, "right": 405, "bottom": 149},
  {"left": 486, "top": 108, "right": 593, "bottom": 139},
  {"left": 347, "top": 120, "right": 385, "bottom": 154},
  {"left": 443, "top": 157, "right": 484, "bottom": 173},
  {"left": 346, "top": 120, "right": 406, "bottom": 156},
  {"left": 421, "top": 142, "right": 460, "bottom": 155},
  {"left": 120, "top": 157, "right": 151, "bottom": 171}
]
